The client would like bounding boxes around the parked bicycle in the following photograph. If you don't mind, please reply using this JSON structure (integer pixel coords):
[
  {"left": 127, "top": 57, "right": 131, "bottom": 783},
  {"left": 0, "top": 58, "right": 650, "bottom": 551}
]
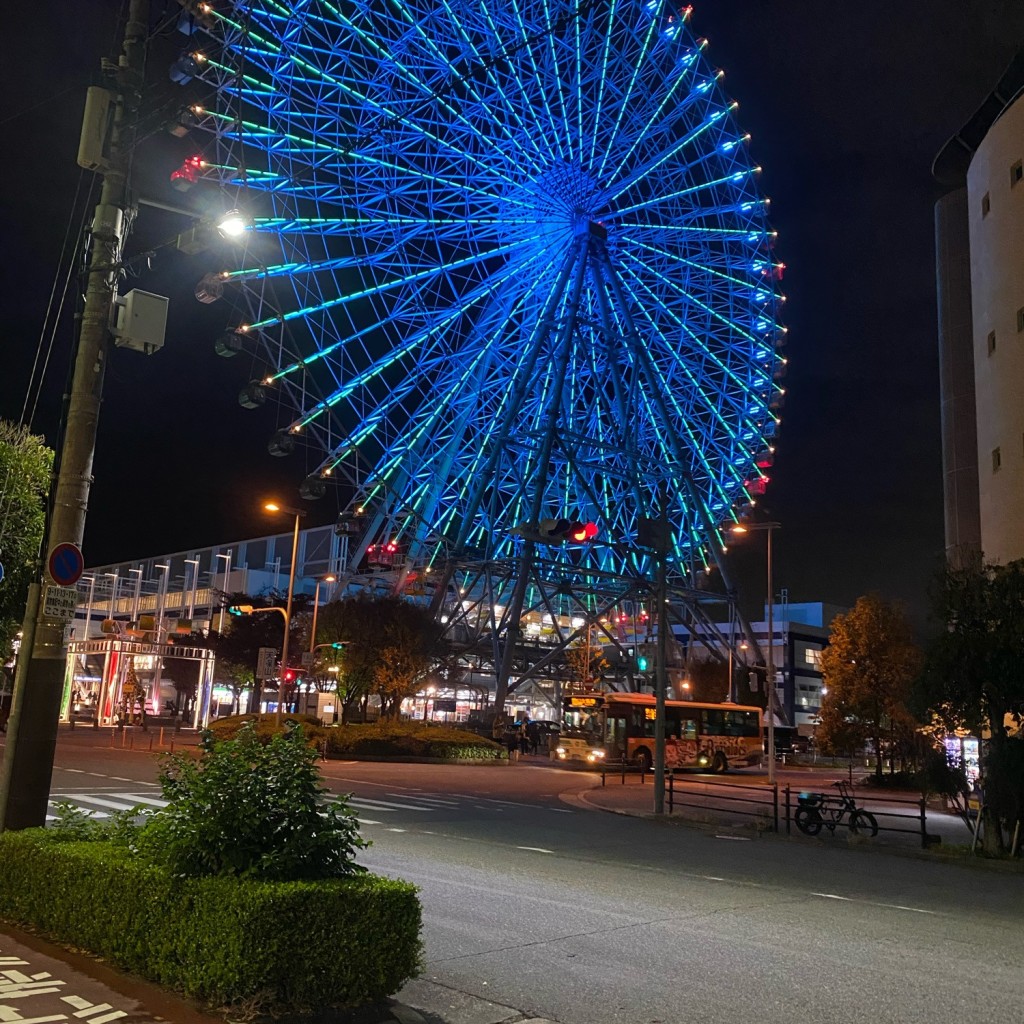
[{"left": 795, "top": 780, "right": 878, "bottom": 837}]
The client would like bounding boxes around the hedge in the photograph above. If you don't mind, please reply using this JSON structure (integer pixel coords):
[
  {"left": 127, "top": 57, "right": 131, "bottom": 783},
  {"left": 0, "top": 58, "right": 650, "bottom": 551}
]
[
  {"left": 0, "top": 832, "right": 421, "bottom": 1012},
  {"left": 324, "top": 722, "right": 506, "bottom": 761}
]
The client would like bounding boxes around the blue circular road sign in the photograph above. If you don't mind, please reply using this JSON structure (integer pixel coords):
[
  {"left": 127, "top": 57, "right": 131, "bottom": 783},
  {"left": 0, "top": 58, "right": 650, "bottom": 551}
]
[{"left": 48, "top": 543, "right": 84, "bottom": 587}]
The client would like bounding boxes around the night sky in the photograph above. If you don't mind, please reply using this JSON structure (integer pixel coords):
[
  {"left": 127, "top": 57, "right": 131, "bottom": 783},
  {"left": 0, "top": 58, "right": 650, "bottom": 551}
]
[{"left": 3, "top": 1, "right": 1024, "bottom": 632}]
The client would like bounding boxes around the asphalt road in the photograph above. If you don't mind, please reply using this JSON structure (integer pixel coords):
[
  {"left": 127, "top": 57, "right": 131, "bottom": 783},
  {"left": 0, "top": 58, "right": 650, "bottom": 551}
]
[{"left": 19, "top": 732, "right": 1024, "bottom": 1024}]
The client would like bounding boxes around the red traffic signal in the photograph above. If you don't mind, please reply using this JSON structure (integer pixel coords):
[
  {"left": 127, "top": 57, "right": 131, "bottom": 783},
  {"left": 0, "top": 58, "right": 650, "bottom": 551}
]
[
  {"left": 535, "top": 518, "right": 599, "bottom": 544},
  {"left": 283, "top": 670, "right": 295, "bottom": 682}
]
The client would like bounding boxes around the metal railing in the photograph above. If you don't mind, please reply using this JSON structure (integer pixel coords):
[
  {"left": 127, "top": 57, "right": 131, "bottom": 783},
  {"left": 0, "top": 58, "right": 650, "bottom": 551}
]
[{"left": 598, "top": 765, "right": 940, "bottom": 849}]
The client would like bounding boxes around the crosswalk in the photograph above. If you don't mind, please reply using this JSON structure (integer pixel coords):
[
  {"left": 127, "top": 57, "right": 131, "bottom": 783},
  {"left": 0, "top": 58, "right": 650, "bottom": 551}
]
[{"left": 46, "top": 789, "right": 573, "bottom": 825}]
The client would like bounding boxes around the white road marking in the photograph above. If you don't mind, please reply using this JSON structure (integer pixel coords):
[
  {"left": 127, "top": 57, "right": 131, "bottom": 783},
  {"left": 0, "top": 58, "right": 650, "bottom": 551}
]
[
  {"left": 702, "top": 876, "right": 727, "bottom": 881},
  {"left": 385, "top": 828, "right": 407, "bottom": 833},
  {"left": 63, "top": 768, "right": 85, "bottom": 774},
  {"left": 357, "top": 819, "right": 383, "bottom": 826},
  {"left": 387, "top": 793, "right": 460, "bottom": 807},
  {"left": 51, "top": 794, "right": 146, "bottom": 812},
  {"left": 714, "top": 834, "right": 751, "bottom": 841},
  {"left": 516, "top": 846, "right": 554, "bottom": 854},
  {"left": 812, "top": 892, "right": 934, "bottom": 914},
  {"left": 347, "top": 797, "right": 433, "bottom": 812}
]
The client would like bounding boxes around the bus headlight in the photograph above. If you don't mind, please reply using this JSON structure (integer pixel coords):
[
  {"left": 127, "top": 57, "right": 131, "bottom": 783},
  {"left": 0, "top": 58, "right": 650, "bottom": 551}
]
[{"left": 555, "top": 746, "right": 567, "bottom": 759}]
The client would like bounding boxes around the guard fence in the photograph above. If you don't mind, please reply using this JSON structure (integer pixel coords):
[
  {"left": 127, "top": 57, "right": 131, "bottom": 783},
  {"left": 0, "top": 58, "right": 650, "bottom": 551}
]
[{"left": 599, "top": 760, "right": 940, "bottom": 849}]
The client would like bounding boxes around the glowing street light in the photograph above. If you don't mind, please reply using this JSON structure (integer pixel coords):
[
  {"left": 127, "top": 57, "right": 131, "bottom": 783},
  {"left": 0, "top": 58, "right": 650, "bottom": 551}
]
[{"left": 216, "top": 209, "right": 249, "bottom": 238}]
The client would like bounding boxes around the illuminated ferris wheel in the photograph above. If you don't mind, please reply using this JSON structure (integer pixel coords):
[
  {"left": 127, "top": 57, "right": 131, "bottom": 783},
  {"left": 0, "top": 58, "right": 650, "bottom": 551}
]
[{"left": 184, "top": 0, "right": 784, "bottom": 629}]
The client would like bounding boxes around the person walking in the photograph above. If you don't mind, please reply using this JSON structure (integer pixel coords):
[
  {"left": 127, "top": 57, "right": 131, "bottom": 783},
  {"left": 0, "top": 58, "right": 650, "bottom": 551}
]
[{"left": 519, "top": 722, "right": 530, "bottom": 757}]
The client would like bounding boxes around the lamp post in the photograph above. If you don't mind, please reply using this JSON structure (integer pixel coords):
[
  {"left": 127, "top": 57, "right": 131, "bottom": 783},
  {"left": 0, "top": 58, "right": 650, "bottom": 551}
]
[
  {"left": 105, "top": 572, "right": 120, "bottom": 623},
  {"left": 128, "top": 567, "right": 143, "bottom": 623},
  {"left": 309, "top": 575, "right": 337, "bottom": 655},
  {"left": 264, "top": 502, "right": 306, "bottom": 726},
  {"left": 215, "top": 550, "right": 232, "bottom": 636},
  {"left": 730, "top": 520, "right": 780, "bottom": 784},
  {"left": 184, "top": 558, "right": 200, "bottom": 622},
  {"left": 81, "top": 575, "right": 97, "bottom": 640}
]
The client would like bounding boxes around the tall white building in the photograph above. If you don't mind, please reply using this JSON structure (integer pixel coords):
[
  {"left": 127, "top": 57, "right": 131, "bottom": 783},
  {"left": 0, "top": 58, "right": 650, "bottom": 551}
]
[{"left": 934, "top": 51, "right": 1024, "bottom": 566}]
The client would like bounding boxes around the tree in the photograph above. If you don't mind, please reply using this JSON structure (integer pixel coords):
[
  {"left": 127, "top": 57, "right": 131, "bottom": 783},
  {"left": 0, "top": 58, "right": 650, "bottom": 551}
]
[
  {"left": 211, "top": 591, "right": 309, "bottom": 714},
  {"left": 314, "top": 596, "right": 443, "bottom": 720},
  {"left": 0, "top": 422, "right": 52, "bottom": 657},
  {"left": 919, "top": 559, "right": 1024, "bottom": 852},
  {"left": 565, "top": 627, "right": 609, "bottom": 693},
  {"left": 818, "top": 595, "right": 922, "bottom": 777}
]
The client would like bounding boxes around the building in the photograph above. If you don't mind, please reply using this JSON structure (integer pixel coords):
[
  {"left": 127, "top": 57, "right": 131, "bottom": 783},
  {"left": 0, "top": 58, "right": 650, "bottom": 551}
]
[
  {"left": 934, "top": 49, "right": 1024, "bottom": 566},
  {"left": 679, "top": 600, "right": 843, "bottom": 738}
]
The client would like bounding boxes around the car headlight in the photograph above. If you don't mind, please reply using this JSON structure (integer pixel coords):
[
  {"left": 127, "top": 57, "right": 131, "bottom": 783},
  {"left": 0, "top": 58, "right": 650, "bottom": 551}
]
[{"left": 591, "top": 749, "right": 605, "bottom": 758}]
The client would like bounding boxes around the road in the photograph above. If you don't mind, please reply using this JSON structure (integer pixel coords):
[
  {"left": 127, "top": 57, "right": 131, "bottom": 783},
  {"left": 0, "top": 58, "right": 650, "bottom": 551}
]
[{"left": 14, "top": 730, "right": 1024, "bottom": 1024}]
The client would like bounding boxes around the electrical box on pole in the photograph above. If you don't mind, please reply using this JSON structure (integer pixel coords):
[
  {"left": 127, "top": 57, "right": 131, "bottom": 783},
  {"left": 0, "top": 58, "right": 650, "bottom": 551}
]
[
  {"left": 77, "top": 86, "right": 114, "bottom": 171},
  {"left": 112, "top": 289, "right": 168, "bottom": 355}
]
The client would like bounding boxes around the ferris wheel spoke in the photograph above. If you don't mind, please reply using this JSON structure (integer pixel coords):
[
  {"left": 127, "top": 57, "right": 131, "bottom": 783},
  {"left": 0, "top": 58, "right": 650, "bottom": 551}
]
[{"left": 595, "top": 5, "right": 660, "bottom": 180}]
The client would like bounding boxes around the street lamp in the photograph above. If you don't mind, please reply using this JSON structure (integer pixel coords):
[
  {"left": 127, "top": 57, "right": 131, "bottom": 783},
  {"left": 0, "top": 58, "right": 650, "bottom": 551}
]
[
  {"left": 264, "top": 501, "right": 307, "bottom": 726},
  {"left": 184, "top": 558, "right": 200, "bottom": 621},
  {"left": 730, "top": 519, "right": 781, "bottom": 784},
  {"left": 104, "top": 572, "right": 120, "bottom": 623},
  {"left": 128, "top": 567, "right": 144, "bottom": 623},
  {"left": 215, "top": 550, "right": 232, "bottom": 636},
  {"left": 309, "top": 574, "right": 337, "bottom": 655}
]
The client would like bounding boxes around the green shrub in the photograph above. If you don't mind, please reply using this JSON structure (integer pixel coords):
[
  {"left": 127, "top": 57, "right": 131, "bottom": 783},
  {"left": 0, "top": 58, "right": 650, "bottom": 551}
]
[
  {"left": 135, "top": 720, "right": 366, "bottom": 880},
  {"left": 207, "top": 712, "right": 329, "bottom": 746},
  {"left": 324, "top": 721, "right": 505, "bottom": 760},
  {"left": 0, "top": 832, "right": 421, "bottom": 1011}
]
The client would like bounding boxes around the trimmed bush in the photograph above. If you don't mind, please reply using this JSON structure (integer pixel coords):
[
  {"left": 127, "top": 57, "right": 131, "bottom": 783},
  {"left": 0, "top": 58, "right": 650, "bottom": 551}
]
[
  {"left": 0, "top": 832, "right": 421, "bottom": 1011},
  {"left": 137, "top": 722, "right": 365, "bottom": 880},
  {"left": 207, "top": 712, "right": 329, "bottom": 746},
  {"left": 325, "top": 721, "right": 506, "bottom": 760}
]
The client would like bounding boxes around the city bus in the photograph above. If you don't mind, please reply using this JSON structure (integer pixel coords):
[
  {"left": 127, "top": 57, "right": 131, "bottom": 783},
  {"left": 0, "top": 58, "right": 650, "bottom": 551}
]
[{"left": 555, "top": 692, "right": 763, "bottom": 773}]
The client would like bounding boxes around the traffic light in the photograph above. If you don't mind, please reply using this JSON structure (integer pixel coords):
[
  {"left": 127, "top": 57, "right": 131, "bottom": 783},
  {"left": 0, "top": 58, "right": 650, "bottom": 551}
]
[
  {"left": 283, "top": 670, "right": 295, "bottom": 682},
  {"left": 637, "top": 656, "right": 649, "bottom": 673},
  {"left": 331, "top": 642, "right": 345, "bottom": 650},
  {"left": 536, "top": 518, "right": 599, "bottom": 544},
  {"left": 228, "top": 604, "right": 253, "bottom": 616}
]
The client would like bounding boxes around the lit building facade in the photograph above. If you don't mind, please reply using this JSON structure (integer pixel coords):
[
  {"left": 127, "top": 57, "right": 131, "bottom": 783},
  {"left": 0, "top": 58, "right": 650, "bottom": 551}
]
[{"left": 934, "top": 50, "right": 1024, "bottom": 565}]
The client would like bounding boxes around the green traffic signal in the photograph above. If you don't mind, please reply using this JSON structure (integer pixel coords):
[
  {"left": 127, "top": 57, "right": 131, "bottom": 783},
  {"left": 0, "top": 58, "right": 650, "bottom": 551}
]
[
  {"left": 331, "top": 641, "right": 345, "bottom": 649},
  {"left": 637, "top": 656, "right": 649, "bottom": 672}
]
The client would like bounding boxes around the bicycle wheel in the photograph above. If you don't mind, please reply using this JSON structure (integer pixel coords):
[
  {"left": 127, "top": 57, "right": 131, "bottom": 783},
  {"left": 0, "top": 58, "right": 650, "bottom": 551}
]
[
  {"left": 795, "top": 807, "right": 823, "bottom": 836},
  {"left": 849, "top": 810, "right": 878, "bottom": 838}
]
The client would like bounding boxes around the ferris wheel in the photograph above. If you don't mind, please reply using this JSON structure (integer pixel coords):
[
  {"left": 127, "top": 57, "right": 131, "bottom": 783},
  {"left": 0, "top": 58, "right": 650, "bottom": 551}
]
[{"left": 186, "top": 0, "right": 784, "bottom": 604}]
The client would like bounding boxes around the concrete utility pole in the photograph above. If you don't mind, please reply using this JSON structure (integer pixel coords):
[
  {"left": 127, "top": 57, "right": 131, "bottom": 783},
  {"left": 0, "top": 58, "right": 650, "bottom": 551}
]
[{"left": 0, "top": 0, "right": 150, "bottom": 831}]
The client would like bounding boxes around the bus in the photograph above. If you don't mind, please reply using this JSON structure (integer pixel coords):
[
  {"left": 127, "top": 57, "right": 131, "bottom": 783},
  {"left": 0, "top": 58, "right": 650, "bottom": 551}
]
[{"left": 555, "top": 692, "right": 763, "bottom": 773}]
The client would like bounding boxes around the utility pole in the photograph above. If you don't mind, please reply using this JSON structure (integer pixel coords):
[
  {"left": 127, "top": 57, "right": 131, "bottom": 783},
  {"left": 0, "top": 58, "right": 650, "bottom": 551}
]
[{"left": 0, "top": 0, "right": 150, "bottom": 831}]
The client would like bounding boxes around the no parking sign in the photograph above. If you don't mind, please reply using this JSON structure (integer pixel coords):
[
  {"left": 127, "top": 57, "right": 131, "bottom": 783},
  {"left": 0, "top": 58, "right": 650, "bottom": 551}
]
[{"left": 48, "top": 543, "right": 84, "bottom": 587}]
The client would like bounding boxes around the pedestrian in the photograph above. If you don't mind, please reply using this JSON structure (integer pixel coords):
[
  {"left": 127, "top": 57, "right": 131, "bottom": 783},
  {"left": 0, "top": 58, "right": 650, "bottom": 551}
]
[
  {"left": 527, "top": 720, "right": 540, "bottom": 755},
  {"left": 505, "top": 726, "right": 518, "bottom": 758},
  {"left": 519, "top": 723, "right": 530, "bottom": 756}
]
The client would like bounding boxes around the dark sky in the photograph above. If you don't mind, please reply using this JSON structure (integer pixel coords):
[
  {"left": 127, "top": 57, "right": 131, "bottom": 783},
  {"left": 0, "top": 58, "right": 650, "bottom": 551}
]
[{"left": 3, "top": 1, "right": 1024, "bottom": 631}]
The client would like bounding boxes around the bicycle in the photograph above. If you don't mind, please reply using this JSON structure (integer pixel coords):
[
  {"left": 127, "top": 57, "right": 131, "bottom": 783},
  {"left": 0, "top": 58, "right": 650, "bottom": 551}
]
[{"left": 795, "top": 780, "right": 878, "bottom": 838}]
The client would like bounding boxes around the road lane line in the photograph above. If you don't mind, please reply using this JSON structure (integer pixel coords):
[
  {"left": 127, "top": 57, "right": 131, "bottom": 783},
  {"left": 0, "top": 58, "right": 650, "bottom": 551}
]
[
  {"left": 516, "top": 846, "right": 554, "bottom": 854},
  {"left": 811, "top": 893, "right": 854, "bottom": 901}
]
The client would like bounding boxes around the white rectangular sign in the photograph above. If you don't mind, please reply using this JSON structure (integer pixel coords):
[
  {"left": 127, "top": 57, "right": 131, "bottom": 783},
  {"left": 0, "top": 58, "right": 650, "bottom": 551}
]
[
  {"left": 42, "top": 585, "right": 79, "bottom": 623},
  {"left": 256, "top": 646, "right": 278, "bottom": 680}
]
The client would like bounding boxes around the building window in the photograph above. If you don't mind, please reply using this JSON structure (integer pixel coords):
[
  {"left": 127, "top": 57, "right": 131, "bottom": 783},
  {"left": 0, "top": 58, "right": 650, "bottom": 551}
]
[
  {"left": 988, "top": 330, "right": 997, "bottom": 355},
  {"left": 1012, "top": 161, "right": 1023, "bottom": 188},
  {"left": 982, "top": 192, "right": 991, "bottom": 217},
  {"left": 992, "top": 447, "right": 1002, "bottom": 472},
  {"left": 804, "top": 647, "right": 822, "bottom": 668}
]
